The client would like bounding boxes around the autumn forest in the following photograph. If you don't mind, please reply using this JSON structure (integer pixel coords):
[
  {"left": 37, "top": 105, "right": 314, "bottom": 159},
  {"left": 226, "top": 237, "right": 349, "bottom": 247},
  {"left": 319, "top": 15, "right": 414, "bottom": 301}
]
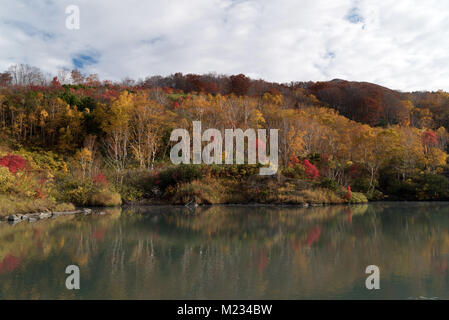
[{"left": 1, "top": 64, "right": 449, "bottom": 215}]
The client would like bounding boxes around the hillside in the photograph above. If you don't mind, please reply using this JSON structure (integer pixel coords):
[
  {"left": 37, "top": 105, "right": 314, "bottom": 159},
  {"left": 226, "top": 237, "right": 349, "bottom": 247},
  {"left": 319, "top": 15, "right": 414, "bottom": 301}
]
[{"left": 1, "top": 65, "right": 449, "bottom": 214}]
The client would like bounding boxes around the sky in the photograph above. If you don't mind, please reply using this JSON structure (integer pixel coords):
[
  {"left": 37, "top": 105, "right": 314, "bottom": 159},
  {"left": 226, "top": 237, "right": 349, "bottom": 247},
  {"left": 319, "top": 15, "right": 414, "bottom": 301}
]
[{"left": 1, "top": 0, "right": 449, "bottom": 91}]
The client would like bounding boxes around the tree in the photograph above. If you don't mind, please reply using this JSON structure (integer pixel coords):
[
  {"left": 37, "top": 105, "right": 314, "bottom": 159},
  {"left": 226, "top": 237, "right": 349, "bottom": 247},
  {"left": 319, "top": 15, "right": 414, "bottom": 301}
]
[
  {"left": 96, "top": 91, "right": 134, "bottom": 182},
  {"left": 130, "top": 93, "right": 174, "bottom": 169},
  {"left": 8, "top": 64, "right": 44, "bottom": 86},
  {"left": 0, "top": 72, "right": 12, "bottom": 87},
  {"left": 230, "top": 74, "right": 251, "bottom": 96},
  {"left": 71, "top": 69, "right": 84, "bottom": 84},
  {"left": 74, "top": 147, "right": 92, "bottom": 179}
]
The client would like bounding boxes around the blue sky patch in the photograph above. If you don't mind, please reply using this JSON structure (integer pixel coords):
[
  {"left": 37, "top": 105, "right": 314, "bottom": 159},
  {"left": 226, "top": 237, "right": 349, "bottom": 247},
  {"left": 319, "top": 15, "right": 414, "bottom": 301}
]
[
  {"left": 345, "top": 7, "right": 364, "bottom": 24},
  {"left": 4, "top": 20, "right": 55, "bottom": 40},
  {"left": 72, "top": 53, "right": 99, "bottom": 69}
]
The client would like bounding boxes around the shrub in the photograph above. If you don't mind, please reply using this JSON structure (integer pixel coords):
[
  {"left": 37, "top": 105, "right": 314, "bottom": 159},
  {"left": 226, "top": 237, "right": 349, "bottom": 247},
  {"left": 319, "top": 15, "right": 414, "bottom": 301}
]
[
  {"left": 53, "top": 202, "right": 76, "bottom": 212},
  {"left": 149, "top": 164, "right": 204, "bottom": 191},
  {"left": 366, "top": 189, "right": 384, "bottom": 201},
  {"left": 208, "top": 164, "right": 260, "bottom": 179},
  {"left": 302, "top": 159, "right": 319, "bottom": 179},
  {"left": 0, "top": 154, "right": 28, "bottom": 173},
  {"left": 90, "top": 190, "right": 122, "bottom": 206},
  {"left": 171, "top": 179, "right": 226, "bottom": 205},
  {"left": 93, "top": 173, "right": 108, "bottom": 185},
  {"left": 348, "top": 192, "right": 368, "bottom": 204},
  {"left": 0, "top": 167, "right": 15, "bottom": 193},
  {"left": 119, "top": 184, "right": 144, "bottom": 202},
  {"left": 300, "top": 188, "right": 342, "bottom": 204},
  {"left": 55, "top": 174, "right": 95, "bottom": 205},
  {"left": 345, "top": 186, "right": 352, "bottom": 200},
  {"left": 381, "top": 173, "right": 449, "bottom": 200},
  {"left": 319, "top": 178, "right": 339, "bottom": 191},
  {"left": 281, "top": 164, "right": 306, "bottom": 179},
  {"left": 351, "top": 177, "right": 371, "bottom": 193},
  {"left": 414, "top": 174, "right": 449, "bottom": 200},
  {"left": 63, "top": 184, "right": 93, "bottom": 205},
  {"left": 16, "top": 149, "right": 68, "bottom": 173}
]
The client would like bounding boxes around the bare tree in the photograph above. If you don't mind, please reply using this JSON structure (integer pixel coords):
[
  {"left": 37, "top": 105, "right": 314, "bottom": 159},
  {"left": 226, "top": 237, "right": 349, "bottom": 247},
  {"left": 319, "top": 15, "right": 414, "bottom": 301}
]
[{"left": 8, "top": 64, "right": 44, "bottom": 86}]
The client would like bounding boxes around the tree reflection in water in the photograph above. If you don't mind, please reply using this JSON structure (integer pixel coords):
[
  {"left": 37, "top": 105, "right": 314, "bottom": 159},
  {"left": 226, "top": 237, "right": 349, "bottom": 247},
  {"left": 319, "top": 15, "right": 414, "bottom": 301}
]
[{"left": 0, "top": 202, "right": 449, "bottom": 299}]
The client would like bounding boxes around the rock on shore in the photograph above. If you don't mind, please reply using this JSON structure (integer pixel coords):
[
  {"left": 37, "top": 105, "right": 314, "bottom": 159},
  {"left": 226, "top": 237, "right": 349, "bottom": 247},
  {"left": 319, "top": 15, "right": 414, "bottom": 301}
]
[{"left": 2, "top": 208, "right": 96, "bottom": 224}]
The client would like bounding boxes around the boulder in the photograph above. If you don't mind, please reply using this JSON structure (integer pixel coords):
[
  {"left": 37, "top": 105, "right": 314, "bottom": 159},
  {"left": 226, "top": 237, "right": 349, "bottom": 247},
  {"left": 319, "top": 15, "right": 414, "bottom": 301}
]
[
  {"left": 39, "top": 212, "right": 52, "bottom": 219},
  {"left": 7, "top": 214, "right": 21, "bottom": 221}
]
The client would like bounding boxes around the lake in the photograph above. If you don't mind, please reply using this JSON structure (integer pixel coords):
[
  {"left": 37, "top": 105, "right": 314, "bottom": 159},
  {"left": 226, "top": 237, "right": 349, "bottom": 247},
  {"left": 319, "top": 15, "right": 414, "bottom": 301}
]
[{"left": 0, "top": 202, "right": 448, "bottom": 299}]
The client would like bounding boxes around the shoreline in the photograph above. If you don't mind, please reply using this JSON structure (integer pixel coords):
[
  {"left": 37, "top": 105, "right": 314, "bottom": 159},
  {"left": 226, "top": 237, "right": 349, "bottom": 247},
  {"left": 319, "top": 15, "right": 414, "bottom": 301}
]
[{"left": 5, "top": 199, "right": 449, "bottom": 224}]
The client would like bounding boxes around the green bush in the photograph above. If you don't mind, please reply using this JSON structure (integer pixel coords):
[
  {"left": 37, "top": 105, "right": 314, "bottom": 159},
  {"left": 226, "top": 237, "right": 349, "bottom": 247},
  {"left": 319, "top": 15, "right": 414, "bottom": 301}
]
[
  {"left": 54, "top": 174, "right": 121, "bottom": 206},
  {"left": 281, "top": 164, "right": 306, "bottom": 179},
  {"left": 55, "top": 175, "right": 94, "bottom": 205},
  {"left": 17, "top": 148, "right": 68, "bottom": 173},
  {"left": 319, "top": 178, "right": 339, "bottom": 191},
  {"left": 208, "top": 164, "right": 260, "bottom": 179},
  {"left": 365, "top": 189, "right": 384, "bottom": 201},
  {"left": 119, "top": 184, "right": 144, "bottom": 202},
  {"left": 414, "top": 174, "right": 449, "bottom": 200},
  {"left": 349, "top": 192, "right": 368, "bottom": 204},
  {"left": 381, "top": 173, "right": 449, "bottom": 200},
  {"left": 351, "top": 177, "right": 372, "bottom": 193},
  {"left": 118, "top": 170, "right": 152, "bottom": 201},
  {"left": 150, "top": 164, "right": 204, "bottom": 191}
]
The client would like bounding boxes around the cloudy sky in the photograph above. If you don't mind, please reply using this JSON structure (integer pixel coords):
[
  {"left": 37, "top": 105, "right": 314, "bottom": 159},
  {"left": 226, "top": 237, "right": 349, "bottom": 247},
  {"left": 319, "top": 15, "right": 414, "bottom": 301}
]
[{"left": 1, "top": 0, "right": 449, "bottom": 91}]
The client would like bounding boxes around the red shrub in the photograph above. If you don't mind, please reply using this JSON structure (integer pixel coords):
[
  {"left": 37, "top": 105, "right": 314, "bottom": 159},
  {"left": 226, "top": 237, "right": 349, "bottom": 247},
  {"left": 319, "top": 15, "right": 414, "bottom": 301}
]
[
  {"left": 289, "top": 154, "right": 300, "bottom": 167},
  {"left": 0, "top": 154, "right": 28, "bottom": 174},
  {"left": 345, "top": 185, "right": 352, "bottom": 200},
  {"left": 302, "top": 159, "right": 319, "bottom": 179},
  {"left": 93, "top": 173, "right": 108, "bottom": 185}
]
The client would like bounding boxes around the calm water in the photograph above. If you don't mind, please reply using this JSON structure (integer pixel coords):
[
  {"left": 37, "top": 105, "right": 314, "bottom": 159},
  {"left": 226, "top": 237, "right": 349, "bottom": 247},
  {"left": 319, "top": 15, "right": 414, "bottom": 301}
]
[{"left": 1, "top": 202, "right": 449, "bottom": 299}]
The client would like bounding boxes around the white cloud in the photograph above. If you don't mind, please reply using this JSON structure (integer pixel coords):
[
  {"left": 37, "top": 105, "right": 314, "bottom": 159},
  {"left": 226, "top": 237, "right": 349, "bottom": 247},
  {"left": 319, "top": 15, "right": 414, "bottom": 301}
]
[{"left": 1, "top": 0, "right": 449, "bottom": 91}]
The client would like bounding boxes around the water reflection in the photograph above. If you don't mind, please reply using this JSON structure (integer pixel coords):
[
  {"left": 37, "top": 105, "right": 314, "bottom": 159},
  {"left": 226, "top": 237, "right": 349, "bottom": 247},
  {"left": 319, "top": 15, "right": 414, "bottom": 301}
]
[{"left": 1, "top": 202, "right": 449, "bottom": 299}]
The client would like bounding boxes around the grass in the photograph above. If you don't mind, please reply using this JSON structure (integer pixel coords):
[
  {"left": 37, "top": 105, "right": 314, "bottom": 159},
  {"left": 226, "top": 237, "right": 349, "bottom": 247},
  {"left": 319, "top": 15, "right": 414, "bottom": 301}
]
[
  {"left": 0, "top": 194, "right": 75, "bottom": 218},
  {"left": 90, "top": 190, "right": 122, "bottom": 206}
]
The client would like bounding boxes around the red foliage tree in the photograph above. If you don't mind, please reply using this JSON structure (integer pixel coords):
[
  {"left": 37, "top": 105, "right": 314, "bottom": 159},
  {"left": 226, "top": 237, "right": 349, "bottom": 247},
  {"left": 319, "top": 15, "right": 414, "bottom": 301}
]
[
  {"left": 230, "top": 74, "right": 251, "bottom": 96},
  {"left": 0, "top": 72, "right": 12, "bottom": 87},
  {"left": 310, "top": 80, "right": 408, "bottom": 126},
  {"left": 422, "top": 130, "right": 438, "bottom": 147},
  {"left": 203, "top": 81, "right": 219, "bottom": 94},
  {"left": 51, "top": 76, "right": 61, "bottom": 87}
]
